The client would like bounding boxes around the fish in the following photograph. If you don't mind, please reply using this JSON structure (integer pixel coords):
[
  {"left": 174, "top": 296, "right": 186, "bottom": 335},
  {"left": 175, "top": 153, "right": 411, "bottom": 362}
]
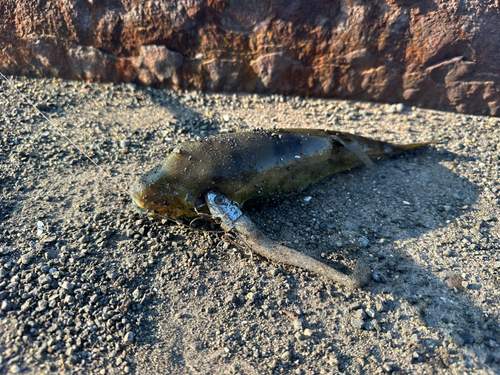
[{"left": 130, "top": 128, "right": 429, "bottom": 219}]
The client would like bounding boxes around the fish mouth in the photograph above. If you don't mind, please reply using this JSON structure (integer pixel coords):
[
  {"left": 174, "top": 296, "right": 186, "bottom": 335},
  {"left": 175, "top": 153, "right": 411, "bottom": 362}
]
[
  {"left": 130, "top": 181, "right": 153, "bottom": 214},
  {"left": 131, "top": 197, "right": 151, "bottom": 215}
]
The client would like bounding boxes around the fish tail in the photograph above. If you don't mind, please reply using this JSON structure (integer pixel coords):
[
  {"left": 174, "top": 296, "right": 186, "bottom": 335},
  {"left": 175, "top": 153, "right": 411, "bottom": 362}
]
[
  {"left": 331, "top": 131, "right": 433, "bottom": 166},
  {"left": 391, "top": 140, "right": 434, "bottom": 153}
]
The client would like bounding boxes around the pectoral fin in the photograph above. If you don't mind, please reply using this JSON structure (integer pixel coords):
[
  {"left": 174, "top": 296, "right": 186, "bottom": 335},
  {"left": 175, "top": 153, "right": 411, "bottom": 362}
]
[{"left": 332, "top": 135, "right": 374, "bottom": 168}]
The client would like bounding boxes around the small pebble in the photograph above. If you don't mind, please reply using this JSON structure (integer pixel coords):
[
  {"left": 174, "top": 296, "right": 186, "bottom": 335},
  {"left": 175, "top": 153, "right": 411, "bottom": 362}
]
[
  {"left": 20, "top": 252, "right": 34, "bottom": 265},
  {"left": 123, "top": 331, "right": 134, "bottom": 344},
  {"left": 366, "top": 308, "right": 375, "bottom": 318},
  {"left": 349, "top": 302, "right": 362, "bottom": 310},
  {"left": 62, "top": 281, "right": 74, "bottom": 291},
  {"left": 375, "top": 300, "right": 385, "bottom": 312},
  {"left": 446, "top": 273, "right": 466, "bottom": 290},
  {"left": 132, "top": 288, "right": 141, "bottom": 299},
  {"left": 281, "top": 350, "right": 292, "bottom": 361},
  {"left": 293, "top": 318, "right": 303, "bottom": 331},
  {"left": 358, "top": 236, "right": 370, "bottom": 247},
  {"left": 351, "top": 317, "right": 364, "bottom": 330},
  {"left": 382, "top": 364, "right": 394, "bottom": 373}
]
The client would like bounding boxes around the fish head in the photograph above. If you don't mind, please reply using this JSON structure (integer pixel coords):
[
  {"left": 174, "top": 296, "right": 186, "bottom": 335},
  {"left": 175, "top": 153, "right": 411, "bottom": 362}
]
[{"left": 130, "top": 163, "right": 197, "bottom": 218}]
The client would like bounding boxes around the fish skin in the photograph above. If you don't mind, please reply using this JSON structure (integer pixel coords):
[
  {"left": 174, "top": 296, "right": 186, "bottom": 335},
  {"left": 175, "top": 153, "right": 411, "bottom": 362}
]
[{"left": 130, "top": 129, "right": 429, "bottom": 218}]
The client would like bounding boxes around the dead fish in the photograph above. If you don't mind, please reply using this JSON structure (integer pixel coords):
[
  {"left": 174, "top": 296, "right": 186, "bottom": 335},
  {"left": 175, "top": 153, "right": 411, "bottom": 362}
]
[
  {"left": 130, "top": 128, "right": 431, "bottom": 287},
  {"left": 130, "top": 128, "right": 429, "bottom": 218}
]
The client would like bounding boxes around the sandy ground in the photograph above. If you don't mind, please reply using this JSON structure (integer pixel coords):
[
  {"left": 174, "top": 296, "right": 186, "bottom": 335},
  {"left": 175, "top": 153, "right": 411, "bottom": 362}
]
[{"left": 0, "top": 76, "right": 499, "bottom": 375}]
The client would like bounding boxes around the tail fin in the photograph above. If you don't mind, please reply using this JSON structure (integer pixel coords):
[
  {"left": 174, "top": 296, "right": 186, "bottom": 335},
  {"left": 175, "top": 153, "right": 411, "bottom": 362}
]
[
  {"left": 391, "top": 140, "right": 434, "bottom": 153},
  {"left": 332, "top": 133, "right": 433, "bottom": 166}
]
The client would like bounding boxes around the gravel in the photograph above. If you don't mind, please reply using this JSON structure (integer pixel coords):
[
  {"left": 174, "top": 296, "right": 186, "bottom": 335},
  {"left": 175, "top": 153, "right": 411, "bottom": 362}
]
[{"left": 0, "top": 76, "right": 499, "bottom": 374}]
